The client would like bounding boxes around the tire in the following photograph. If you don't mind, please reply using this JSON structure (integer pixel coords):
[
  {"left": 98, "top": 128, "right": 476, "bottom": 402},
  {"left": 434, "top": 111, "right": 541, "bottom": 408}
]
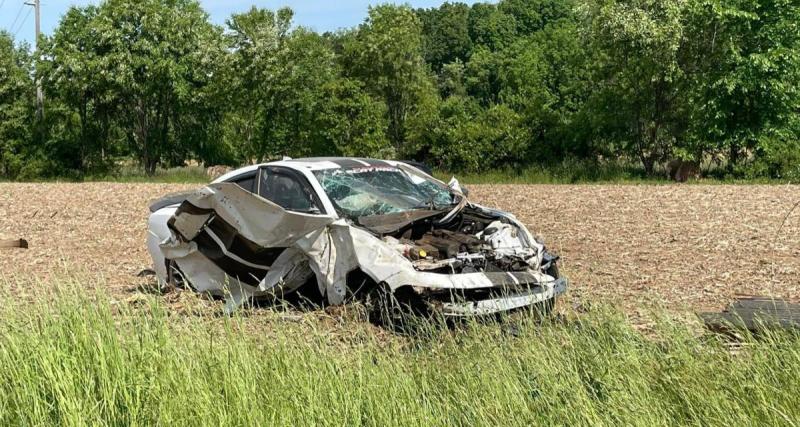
[
  {"left": 364, "top": 284, "right": 403, "bottom": 326},
  {"left": 364, "top": 284, "right": 426, "bottom": 330}
]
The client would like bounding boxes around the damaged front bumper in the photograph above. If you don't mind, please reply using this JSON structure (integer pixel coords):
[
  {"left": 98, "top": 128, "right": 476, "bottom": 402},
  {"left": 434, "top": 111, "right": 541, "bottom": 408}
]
[{"left": 413, "top": 273, "right": 568, "bottom": 316}]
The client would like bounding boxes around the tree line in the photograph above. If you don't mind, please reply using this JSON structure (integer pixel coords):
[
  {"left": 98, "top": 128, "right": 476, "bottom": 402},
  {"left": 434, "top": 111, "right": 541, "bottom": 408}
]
[{"left": 0, "top": 0, "right": 798, "bottom": 179}]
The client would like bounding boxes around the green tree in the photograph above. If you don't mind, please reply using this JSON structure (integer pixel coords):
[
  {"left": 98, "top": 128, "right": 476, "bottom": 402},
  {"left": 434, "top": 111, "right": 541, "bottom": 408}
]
[
  {"left": 498, "top": 22, "right": 591, "bottom": 159},
  {"left": 464, "top": 46, "right": 502, "bottom": 105},
  {"left": 417, "top": 2, "right": 472, "bottom": 71},
  {"left": 499, "top": 0, "right": 576, "bottom": 34},
  {"left": 227, "top": 8, "right": 340, "bottom": 160},
  {"left": 467, "top": 3, "right": 517, "bottom": 51},
  {"left": 344, "top": 5, "right": 436, "bottom": 153},
  {"left": 415, "top": 96, "right": 529, "bottom": 171},
  {"left": 0, "top": 32, "right": 34, "bottom": 178},
  {"left": 683, "top": 0, "right": 800, "bottom": 173},
  {"left": 316, "top": 79, "right": 390, "bottom": 157},
  {"left": 93, "top": 0, "right": 226, "bottom": 174},
  {"left": 4, "top": 0, "right": 798, "bottom": 181},
  {"left": 225, "top": 7, "right": 292, "bottom": 162},
  {"left": 39, "top": 6, "right": 119, "bottom": 174},
  {"left": 583, "top": 0, "right": 689, "bottom": 174},
  {"left": 439, "top": 59, "right": 467, "bottom": 98},
  {"left": 275, "top": 29, "right": 339, "bottom": 157}
]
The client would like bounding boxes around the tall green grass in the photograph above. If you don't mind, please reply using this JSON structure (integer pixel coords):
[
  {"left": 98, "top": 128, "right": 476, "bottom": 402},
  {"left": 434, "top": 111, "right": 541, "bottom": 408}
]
[
  {"left": 1, "top": 281, "right": 798, "bottom": 426},
  {"left": 85, "top": 164, "right": 210, "bottom": 183}
]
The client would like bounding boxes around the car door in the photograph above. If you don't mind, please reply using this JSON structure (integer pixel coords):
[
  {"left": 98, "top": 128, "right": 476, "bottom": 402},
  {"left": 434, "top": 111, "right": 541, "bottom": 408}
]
[
  {"left": 163, "top": 166, "right": 333, "bottom": 290},
  {"left": 257, "top": 166, "right": 325, "bottom": 215}
]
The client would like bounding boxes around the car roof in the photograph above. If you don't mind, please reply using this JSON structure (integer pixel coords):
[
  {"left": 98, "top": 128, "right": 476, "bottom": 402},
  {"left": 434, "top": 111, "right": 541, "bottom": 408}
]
[
  {"left": 212, "top": 157, "right": 411, "bottom": 183},
  {"left": 285, "top": 157, "right": 403, "bottom": 169}
]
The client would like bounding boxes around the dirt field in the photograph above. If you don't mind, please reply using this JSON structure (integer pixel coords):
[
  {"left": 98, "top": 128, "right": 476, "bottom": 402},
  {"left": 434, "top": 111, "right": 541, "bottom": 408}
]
[{"left": 1, "top": 182, "right": 799, "bottom": 316}]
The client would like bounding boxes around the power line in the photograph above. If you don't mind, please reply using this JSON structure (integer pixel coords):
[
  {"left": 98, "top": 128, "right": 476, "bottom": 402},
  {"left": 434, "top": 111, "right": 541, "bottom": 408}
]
[
  {"left": 8, "top": 1, "right": 25, "bottom": 32},
  {"left": 0, "top": 0, "right": 7, "bottom": 14},
  {"left": 12, "top": 5, "right": 31, "bottom": 37}
]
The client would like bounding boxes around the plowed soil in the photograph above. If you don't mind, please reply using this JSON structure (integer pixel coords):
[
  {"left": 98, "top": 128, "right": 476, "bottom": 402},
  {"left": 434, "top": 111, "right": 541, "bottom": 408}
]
[{"left": 1, "top": 183, "right": 799, "bottom": 316}]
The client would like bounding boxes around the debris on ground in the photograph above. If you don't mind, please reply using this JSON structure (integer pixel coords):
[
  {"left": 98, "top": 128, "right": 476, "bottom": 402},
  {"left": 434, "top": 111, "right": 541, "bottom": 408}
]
[
  {"left": 700, "top": 295, "right": 800, "bottom": 333},
  {"left": 0, "top": 239, "right": 28, "bottom": 249}
]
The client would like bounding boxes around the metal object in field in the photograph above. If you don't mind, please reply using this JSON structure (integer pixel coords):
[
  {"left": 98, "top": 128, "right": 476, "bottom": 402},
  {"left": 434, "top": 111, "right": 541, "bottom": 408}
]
[
  {"left": 700, "top": 295, "right": 800, "bottom": 333},
  {"left": 0, "top": 239, "right": 28, "bottom": 249}
]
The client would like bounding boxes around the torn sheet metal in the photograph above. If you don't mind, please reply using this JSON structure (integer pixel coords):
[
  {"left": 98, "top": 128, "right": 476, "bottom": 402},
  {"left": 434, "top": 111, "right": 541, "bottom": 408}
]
[
  {"left": 158, "top": 183, "right": 339, "bottom": 309},
  {"left": 148, "top": 159, "right": 566, "bottom": 315},
  {"left": 167, "top": 183, "right": 333, "bottom": 247}
]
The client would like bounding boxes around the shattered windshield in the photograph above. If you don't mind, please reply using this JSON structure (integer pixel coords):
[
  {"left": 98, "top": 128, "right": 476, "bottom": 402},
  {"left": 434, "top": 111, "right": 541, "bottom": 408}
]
[{"left": 313, "top": 167, "right": 456, "bottom": 219}]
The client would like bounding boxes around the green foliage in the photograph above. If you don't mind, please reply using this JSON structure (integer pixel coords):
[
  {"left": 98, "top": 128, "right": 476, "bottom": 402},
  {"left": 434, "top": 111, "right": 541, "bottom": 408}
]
[
  {"left": 683, "top": 0, "right": 800, "bottom": 171},
  {"left": 418, "top": 97, "right": 530, "bottom": 171},
  {"left": 0, "top": 0, "right": 798, "bottom": 180},
  {"left": 36, "top": 0, "right": 227, "bottom": 176},
  {"left": 499, "top": 22, "right": 591, "bottom": 159},
  {"left": 740, "top": 121, "right": 800, "bottom": 180},
  {"left": 464, "top": 46, "right": 502, "bottom": 105},
  {"left": 344, "top": 5, "right": 437, "bottom": 152},
  {"left": 468, "top": 3, "right": 518, "bottom": 51},
  {"left": 0, "top": 32, "right": 35, "bottom": 179},
  {"left": 582, "top": 0, "right": 690, "bottom": 174},
  {"left": 227, "top": 9, "right": 338, "bottom": 161},
  {"left": 316, "top": 79, "right": 391, "bottom": 158},
  {"left": 417, "top": 2, "right": 472, "bottom": 70},
  {"left": 224, "top": 6, "right": 292, "bottom": 162},
  {"left": 499, "top": 0, "right": 577, "bottom": 34},
  {"left": 224, "top": 7, "right": 396, "bottom": 162},
  {"left": 438, "top": 59, "right": 467, "bottom": 98}
]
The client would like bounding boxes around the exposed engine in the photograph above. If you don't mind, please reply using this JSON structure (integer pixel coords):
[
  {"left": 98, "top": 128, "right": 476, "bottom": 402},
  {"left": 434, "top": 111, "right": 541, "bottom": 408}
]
[{"left": 381, "top": 209, "right": 541, "bottom": 274}]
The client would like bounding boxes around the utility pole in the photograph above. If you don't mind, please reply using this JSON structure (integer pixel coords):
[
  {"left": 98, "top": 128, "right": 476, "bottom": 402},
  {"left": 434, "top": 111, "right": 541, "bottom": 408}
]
[{"left": 25, "top": 0, "right": 43, "bottom": 119}]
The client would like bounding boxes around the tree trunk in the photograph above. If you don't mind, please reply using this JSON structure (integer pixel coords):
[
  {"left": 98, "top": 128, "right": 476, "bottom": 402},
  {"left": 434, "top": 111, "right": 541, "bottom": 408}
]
[
  {"left": 636, "top": 137, "right": 659, "bottom": 176},
  {"left": 728, "top": 142, "right": 739, "bottom": 172},
  {"left": 79, "top": 95, "right": 88, "bottom": 171},
  {"left": 145, "top": 157, "right": 158, "bottom": 176},
  {"left": 134, "top": 98, "right": 152, "bottom": 176}
]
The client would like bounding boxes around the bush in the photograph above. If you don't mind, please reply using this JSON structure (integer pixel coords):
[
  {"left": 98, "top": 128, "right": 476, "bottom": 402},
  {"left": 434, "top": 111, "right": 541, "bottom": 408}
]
[{"left": 752, "top": 138, "right": 800, "bottom": 181}]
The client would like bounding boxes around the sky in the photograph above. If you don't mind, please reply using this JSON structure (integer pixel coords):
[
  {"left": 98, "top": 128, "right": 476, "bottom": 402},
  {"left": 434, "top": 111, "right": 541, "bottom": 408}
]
[{"left": 1, "top": 0, "right": 486, "bottom": 47}]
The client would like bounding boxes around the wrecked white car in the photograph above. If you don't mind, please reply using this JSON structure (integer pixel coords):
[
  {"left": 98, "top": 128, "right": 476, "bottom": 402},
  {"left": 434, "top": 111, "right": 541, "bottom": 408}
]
[{"left": 146, "top": 158, "right": 566, "bottom": 318}]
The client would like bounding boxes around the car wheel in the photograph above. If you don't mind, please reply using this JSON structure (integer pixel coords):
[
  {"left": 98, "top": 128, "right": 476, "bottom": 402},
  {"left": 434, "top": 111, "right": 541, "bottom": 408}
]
[
  {"left": 364, "top": 284, "right": 402, "bottom": 326},
  {"left": 165, "top": 259, "right": 188, "bottom": 290},
  {"left": 364, "top": 284, "right": 426, "bottom": 330}
]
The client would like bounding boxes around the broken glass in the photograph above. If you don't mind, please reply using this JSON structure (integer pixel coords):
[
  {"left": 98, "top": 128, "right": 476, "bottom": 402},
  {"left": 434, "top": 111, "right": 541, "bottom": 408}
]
[{"left": 313, "top": 167, "right": 456, "bottom": 219}]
